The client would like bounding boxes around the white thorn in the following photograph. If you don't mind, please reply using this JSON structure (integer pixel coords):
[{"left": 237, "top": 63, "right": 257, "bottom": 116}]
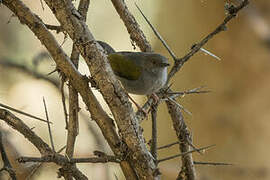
[{"left": 200, "top": 48, "right": 221, "bottom": 61}]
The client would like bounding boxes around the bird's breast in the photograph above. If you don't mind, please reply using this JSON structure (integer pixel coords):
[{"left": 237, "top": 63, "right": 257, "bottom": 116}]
[{"left": 115, "top": 67, "right": 167, "bottom": 95}]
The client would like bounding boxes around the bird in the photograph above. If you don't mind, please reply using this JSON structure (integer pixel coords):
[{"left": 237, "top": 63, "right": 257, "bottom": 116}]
[{"left": 97, "top": 41, "right": 170, "bottom": 96}]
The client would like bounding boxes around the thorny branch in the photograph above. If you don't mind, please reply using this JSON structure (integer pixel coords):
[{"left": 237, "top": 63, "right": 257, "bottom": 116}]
[
  {"left": 18, "top": 154, "right": 120, "bottom": 164},
  {"left": 157, "top": 145, "right": 215, "bottom": 164},
  {"left": 134, "top": 2, "right": 248, "bottom": 179},
  {"left": 3, "top": 0, "right": 140, "bottom": 179},
  {"left": 1, "top": 0, "right": 249, "bottom": 179},
  {"left": 168, "top": 0, "right": 250, "bottom": 81},
  {"left": 0, "top": 108, "right": 88, "bottom": 179}
]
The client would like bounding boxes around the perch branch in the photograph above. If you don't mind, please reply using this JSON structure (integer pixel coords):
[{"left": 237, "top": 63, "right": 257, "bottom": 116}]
[
  {"left": 2, "top": 0, "right": 144, "bottom": 179},
  {"left": 41, "top": 0, "right": 157, "bottom": 179}
]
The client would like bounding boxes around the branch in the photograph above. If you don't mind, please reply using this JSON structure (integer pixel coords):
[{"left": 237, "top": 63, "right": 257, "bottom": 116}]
[
  {"left": 0, "top": 102, "right": 49, "bottom": 124},
  {"left": 157, "top": 145, "right": 215, "bottom": 164},
  {"left": 150, "top": 104, "right": 158, "bottom": 165},
  {"left": 65, "top": 0, "right": 90, "bottom": 162},
  {"left": 166, "top": 101, "right": 196, "bottom": 180},
  {"left": 2, "top": 0, "right": 144, "bottom": 179},
  {"left": 0, "top": 58, "right": 59, "bottom": 88},
  {"left": 0, "top": 108, "right": 88, "bottom": 180},
  {"left": 26, "top": 146, "right": 67, "bottom": 179},
  {"left": 168, "top": 0, "right": 249, "bottom": 81},
  {"left": 157, "top": 141, "right": 179, "bottom": 150},
  {"left": 40, "top": 0, "right": 156, "bottom": 179},
  {"left": 194, "top": 161, "right": 233, "bottom": 166},
  {"left": 64, "top": 1, "right": 91, "bottom": 178},
  {"left": 3, "top": 0, "right": 120, "bottom": 158},
  {"left": 110, "top": 0, "right": 152, "bottom": 52},
  {"left": 136, "top": 0, "right": 249, "bottom": 122},
  {"left": 135, "top": 3, "right": 177, "bottom": 60},
  {"left": 0, "top": 131, "right": 17, "bottom": 180},
  {"left": 133, "top": 2, "right": 248, "bottom": 179},
  {"left": 42, "top": 97, "right": 55, "bottom": 152},
  {"left": 60, "top": 81, "right": 69, "bottom": 130},
  {"left": 18, "top": 155, "right": 120, "bottom": 164}
]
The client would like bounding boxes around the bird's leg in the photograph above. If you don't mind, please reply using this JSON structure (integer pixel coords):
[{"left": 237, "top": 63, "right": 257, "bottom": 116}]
[{"left": 127, "top": 94, "right": 148, "bottom": 115}]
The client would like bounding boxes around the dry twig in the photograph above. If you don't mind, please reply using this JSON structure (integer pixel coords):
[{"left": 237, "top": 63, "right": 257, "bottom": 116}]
[{"left": 0, "top": 131, "right": 17, "bottom": 180}]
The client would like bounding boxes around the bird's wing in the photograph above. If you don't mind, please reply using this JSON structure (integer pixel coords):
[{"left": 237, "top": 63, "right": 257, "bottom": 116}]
[{"left": 108, "top": 53, "right": 142, "bottom": 80}]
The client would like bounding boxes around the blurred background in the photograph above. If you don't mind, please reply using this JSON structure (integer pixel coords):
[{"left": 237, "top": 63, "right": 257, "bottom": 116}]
[{"left": 1, "top": 0, "right": 270, "bottom": 179}]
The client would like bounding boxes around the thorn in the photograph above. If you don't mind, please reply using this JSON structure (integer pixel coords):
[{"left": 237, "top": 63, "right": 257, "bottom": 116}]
[{"left": 200, "top": 48, "right": 221, "bottom": 61}]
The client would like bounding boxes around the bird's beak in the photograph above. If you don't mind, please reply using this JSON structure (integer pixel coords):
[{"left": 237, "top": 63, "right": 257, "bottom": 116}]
[{"left": 161, "top": 62, "right": 170, "bottom": 67}]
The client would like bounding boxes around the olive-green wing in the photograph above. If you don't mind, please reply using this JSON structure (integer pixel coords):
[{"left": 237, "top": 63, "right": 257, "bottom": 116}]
[{"left": 108, "top": 53, "right": 142, "bottom": 80}]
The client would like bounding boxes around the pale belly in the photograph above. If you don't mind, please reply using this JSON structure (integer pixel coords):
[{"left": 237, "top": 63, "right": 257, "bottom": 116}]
[{"left": 117, "top": 68, "right": 167, "bottom": 95}]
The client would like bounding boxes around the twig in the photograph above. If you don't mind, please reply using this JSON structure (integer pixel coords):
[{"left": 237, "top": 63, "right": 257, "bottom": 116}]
[
  {"left": 18, "top": 154, "right": 120, "bottom": 164},
  {"left": 150, "top": 104, "right": 158, "bottom": 164},
  {"left": 0, "top": 108, "right": 87, "bottom": 179},
  {"left": 60, "top": 81, "right": 69, "bottom": 129},
  {"left": 157, "top": 144, "right": 215, "bottom": 164},
  {"left": 165, "top": 89, "right": 210, "bottom": 100},
  {"left": 26, "top": 145, "right": 67, "bottom": 180},
  {"left": 194, "top": 161, "right": 233, "bottom": 166},
  {"left": 168, "top": 0, "right": 250, "bottom": 81},
  {"left": 135, "top": 3, "right": 177, "bottom": 61},
  {"left": 42, "top": 97, "right": 55, "bottom": 152},
  {"left": 39, "top": 0, "right": 156, "bottom": 178},
  {"left": 0, "top": 102, "right": 49, "bottom": 123},
  {"left": 0, "top": 131, "right": 17, "bottom": 180},
  {"left": 167, "top": 97, "right": 192, "bottom": 116},
  {"left": 1, "top": 57, "right": 103, "bottom": 163},
  {"left": 110, "top": 0, "right": 152, "bottom": 52},
  {"left": 157, "top": 141, "right": 179, "bottom": 150},
  {"left": 58, "top": 145, "right": 67, "bottom": 154},
  {"left": 0, "top": 58, "right": 59, "bottom": 88},
  {"left": 135, "top": 4, "right": 220, "bottom": 62},
  {"left": 166, "top": 86, "right": 210, "bottom": 95},
  {"left": 166, "top": 100, "right": 196, "bottom": 179},
  {"left": 3, "top": 0, "right": 124, "bottom": 178}
]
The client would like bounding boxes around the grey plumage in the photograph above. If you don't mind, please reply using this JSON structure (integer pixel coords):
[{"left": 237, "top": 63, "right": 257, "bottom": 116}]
[{"left": 97, "top": 41, "right": 169, "bottom": 95}]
